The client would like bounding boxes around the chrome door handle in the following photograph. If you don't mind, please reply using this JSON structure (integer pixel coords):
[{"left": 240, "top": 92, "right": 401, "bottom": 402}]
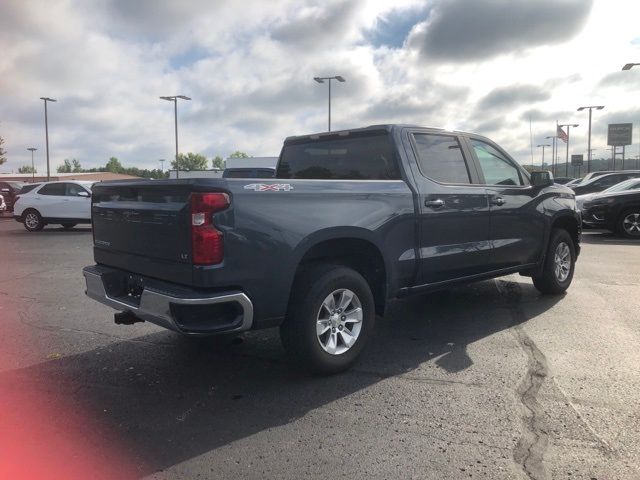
[
  {"left": 491, "top": 197, "right": 506, "bottom": 206},
  {"left": 425, "top": 199, "right": 445, "bottom": 208}
]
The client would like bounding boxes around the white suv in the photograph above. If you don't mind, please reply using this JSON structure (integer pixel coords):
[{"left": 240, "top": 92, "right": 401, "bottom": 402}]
[{"left": 13, "top": 181, "right": 95, "bottom": 231}]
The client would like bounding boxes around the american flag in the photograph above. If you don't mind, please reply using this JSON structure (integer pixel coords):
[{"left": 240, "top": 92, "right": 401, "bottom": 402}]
[{"left": 557, "top": 125, "right": 568, "bottom": 143}]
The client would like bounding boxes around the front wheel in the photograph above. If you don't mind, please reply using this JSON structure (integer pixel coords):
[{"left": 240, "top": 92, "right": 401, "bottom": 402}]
[
  {"left": 532, "top": 229, "right": 576, "bottom": 294},
  {"left": 280, "top": 264, "right": 375, "bottom": 374},
  {"left": 23, "top": 210, "right": 44, "bottom": 232},
  {"left": 617, "top": 209, "right": 640, "bottom": 239}
]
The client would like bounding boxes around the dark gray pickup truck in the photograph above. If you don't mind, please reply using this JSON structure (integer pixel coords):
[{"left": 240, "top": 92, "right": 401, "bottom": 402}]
[{"left": 83, "top": 125, "right": 581, "bottom": 373}]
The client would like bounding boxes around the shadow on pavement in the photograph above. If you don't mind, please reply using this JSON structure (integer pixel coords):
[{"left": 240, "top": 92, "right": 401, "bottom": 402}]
[
  {"left": 581, "top": 230, "right": 639, "bottom": 245},
  {"left": 0, "top": 278, "right": 562, "bottom": 476}
]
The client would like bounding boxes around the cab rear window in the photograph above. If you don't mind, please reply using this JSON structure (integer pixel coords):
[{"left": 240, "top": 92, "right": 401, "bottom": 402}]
[{"left": 277, "top": 132, "right": 400, "bottom": 180}]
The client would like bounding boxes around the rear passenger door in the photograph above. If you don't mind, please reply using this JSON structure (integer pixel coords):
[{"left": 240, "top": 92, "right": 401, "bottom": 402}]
[
  {"left": 465, "top": 137, "right": 544, "bottom": 270},
  {"left": 404, "top": 130, "right": 492, "bottom": 284}
]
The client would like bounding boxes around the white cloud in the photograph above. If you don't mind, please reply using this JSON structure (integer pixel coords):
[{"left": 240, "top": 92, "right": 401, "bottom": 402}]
[{"left": 1, "top": 0, "right": 639, "bottom": 174}]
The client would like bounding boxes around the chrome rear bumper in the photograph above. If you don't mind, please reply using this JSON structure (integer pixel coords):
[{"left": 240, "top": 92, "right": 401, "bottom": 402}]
[{"left": 83, "top": 266, "right": 253, "bottom": 335}]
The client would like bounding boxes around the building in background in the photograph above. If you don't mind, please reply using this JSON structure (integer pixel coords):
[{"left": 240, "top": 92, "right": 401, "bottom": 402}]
[
  {"left": 0, "top": 172, "right": 142, "bottom": 183},
  {"left": 168, "top": 157, "right": 278, "bottom": 179}
]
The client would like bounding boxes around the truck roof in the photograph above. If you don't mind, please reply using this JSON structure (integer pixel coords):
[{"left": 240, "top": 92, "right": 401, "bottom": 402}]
[{"left": 284, "top": 124, "right": 483, "bottom": 143}]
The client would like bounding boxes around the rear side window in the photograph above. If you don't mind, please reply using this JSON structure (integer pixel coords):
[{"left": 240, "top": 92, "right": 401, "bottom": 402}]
[
  {"left": 277, "top": 132, "right": 400, "bottom": 180},
  {"left": 19, "top": 184, "right": 40, "bottom": 194},
  {"left": 38, "top": 183, "right": 66, "bottom": 196},
  {"left": 471, "top": 139, "right": 524, "bottom": 186},
  {"left": 412, "top": 134, "right": 471, "bottom": 184}
]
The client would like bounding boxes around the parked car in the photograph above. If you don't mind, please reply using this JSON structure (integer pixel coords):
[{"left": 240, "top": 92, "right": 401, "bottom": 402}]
[
  {"left": 222, "top": 167, "right": 275, "bottom": 178},
  {"left": 13, "top": 181, "right": 94, "bottom": 231},
  {"left": 553, "top": 176, "right": 575, "bottom": 185},
  {"left": 0, "top": 194, "right": 6, "bottom": 213},
  {"left": 571, "top": 171, "right": 640, "bottom": 196},
  {"left": 576, "top": 178, "right": 640, "bottom": 211},
  {"left": 580, "top": 170, "right": 640, "bottom": 184},
  {"left": 0, "top": 181, "right": 27, "bottom": 212},
  {"left": 83, "top": 125, "right": 581, "bottom": 374},
  {"left": 564, "top": 178, "right": 583, "bottom": 187},
  {"left": 582, "top": 188, "right": 640, "bottom": 238}
]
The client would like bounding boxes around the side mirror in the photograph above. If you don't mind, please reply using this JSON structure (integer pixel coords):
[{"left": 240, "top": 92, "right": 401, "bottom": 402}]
[
  {"left": 77, "top": 191, "right": 90, "bottom": 198},
  {"left": 531, "top": 170, "right": 554, "bottom": 187}
]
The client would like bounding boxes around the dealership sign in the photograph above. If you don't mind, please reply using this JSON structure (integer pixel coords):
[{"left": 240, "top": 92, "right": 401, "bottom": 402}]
[
  {"left": 571, "top": 154, "right": 583, "bottom": 166},
  {"left": 607, "top": 123, "right": 633, "bottom": 146}
]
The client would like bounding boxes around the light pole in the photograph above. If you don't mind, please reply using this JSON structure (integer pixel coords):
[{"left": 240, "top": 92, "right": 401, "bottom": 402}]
[
  {"left": 313, "top": 75, "right": 346, "bottom": 131},
  {"left": 160, "top": 95, "right": 191, "bottom": 179},
  {"left": 159, "top": 159, "right": 165, "bottom": 172},
  {"left": 577, "top": 105, "right": 604, "bottom": 173},
  {"left": 558, "top": 123, "right": 579, "bottom": 177},
  {"left": 536, "top": 144, "right": 550, "bottom": 169},
  {"left": 40, "top": 97, "right": 56, "bottom": 181},
  {"left": 27, "top": 147, "right": 37, "bottom": 182},
  {"left": 545, "top": 135, "right": 557, "bottom": 174}
]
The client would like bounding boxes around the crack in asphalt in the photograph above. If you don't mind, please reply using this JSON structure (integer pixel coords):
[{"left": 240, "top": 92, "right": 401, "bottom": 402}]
[{"left": 495, "top": 280, "right": 549, "bottom": 480}]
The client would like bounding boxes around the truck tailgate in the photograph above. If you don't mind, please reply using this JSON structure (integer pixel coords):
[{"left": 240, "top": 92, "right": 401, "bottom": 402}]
[{"left": 90, "top": 180, "right": 227, "bottom": 283}]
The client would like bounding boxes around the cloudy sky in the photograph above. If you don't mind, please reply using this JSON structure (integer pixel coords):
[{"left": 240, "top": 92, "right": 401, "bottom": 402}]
[{"left": 1, "top": 0, "right": 640, "bottom": 172}]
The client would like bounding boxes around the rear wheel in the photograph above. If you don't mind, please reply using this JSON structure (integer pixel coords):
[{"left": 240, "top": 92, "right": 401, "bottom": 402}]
[
  {"left": 23, "top": 209, "right": 44, "bottom": 232},
  {"left": 533, "top": 229, "right": 576, "bottom": 294},
  {"left": 280, "top": 264, "right": 375, "bottom": 374},
  {"left": 61, "top": 223, "right": 77, "bottom": 229},
  {"left": 617, "top": 209, "right": 640, "bottom": 238}
]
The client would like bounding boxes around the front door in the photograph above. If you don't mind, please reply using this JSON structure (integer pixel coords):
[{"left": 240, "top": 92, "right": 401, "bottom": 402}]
[
  {"left": 35, "top": 182, "right": 67, "bottom": 217},
  {"left": 404, "top": 131, "right": 492, "bottom": 285},
  {"left": 64, "top": 183, "right": 91, "bottom": 219}
]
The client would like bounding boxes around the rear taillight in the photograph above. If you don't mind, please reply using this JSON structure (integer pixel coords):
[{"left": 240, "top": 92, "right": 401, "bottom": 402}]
[{"left": 191, "top": 193, "right": 230, "bottom": 265}]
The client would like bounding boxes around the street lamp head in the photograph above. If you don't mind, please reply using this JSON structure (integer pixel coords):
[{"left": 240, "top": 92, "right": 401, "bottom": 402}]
[
  {"left": 622, "top": 63, "right": 639, "bottom": 70},
  {"left": 545, "top": 136, "right": 556, "bottom": 140},
  {"left": 40, "top": 97, "right": 56, "bottom": 102},
  {"left": 335, "top": 75, "right": 346, "bottom": 82},
  {"left": 537, "top": 144, "right": 551, "bottom": 148},
  {"left": 313, "top": 77, "right": 325, "bottom": 84},
  {"left": 176, "top": 95, "right": 191, "bottom": 100},
  {"left": 160, "top": 96, "right": 174, "bottom": 101},
  {"left": 571, "top": 124, "right": 579, "bottom": 128},
  {"left": 27, "top": 147, "right": 37, "bottom": 152}
]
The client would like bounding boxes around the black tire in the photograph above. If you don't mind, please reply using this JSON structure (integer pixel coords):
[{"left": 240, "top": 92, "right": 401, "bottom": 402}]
[
  {"left": 617, "top": 208, "right": 640, "bottom": 239},
  {"left": 532, "top": 229, "right": 576, "bottom": 294},
  {"left": 23, "top": 209, "right": 44, "bottom": 232},
  {"left": 61, "top": 223, "right": 77, "bottom": 229},
  {"left": 280, "top": 264, "right": 375, "bottom": 375}
]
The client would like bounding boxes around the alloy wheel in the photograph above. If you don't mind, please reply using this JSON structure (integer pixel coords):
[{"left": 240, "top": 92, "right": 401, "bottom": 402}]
[{"left": 316, "top": 288, "right": 363, "bottom": 355}]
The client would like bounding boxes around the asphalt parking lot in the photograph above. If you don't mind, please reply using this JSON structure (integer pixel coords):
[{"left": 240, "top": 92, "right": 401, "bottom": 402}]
[{"left": 1, "top": 218, "right": 639, "bottom": 480}]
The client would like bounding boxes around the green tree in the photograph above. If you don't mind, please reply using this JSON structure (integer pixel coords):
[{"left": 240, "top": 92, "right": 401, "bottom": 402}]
[
  {"left": 72, "top": 159, "right": 83, "bottom": 173},
  {"left": 212, "top": 155, "right": 225, "bottom": 169},
  {"left": 228, "top": 151, "right": 250, "bottom": 159},
  {"left": 0, "top": 135, "right": 6, "bottom": 166},
  {"left": 18, "top": 165, "right": 37, "bottom": 174},
  {"left": 171, "top": 152, "right": 208, "bottom": 171},
  {"left": 105, "top": 157, "right": 123, "bottom": 173},
  {"left": 57, "top": 159, "right": 72, "bottom": 173}
]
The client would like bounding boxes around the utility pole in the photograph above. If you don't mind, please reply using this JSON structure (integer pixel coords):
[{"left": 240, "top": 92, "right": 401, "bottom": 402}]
[
  {"left": 545, "top": 136, "right": 557, "bottom": 174},
  {"left": 558, "top": 123, "right": 579, "bottom": 177},
  {"left": 160, "top": 95, "right": 191, "bottom": 179},
  {"left": 536, "top": 144, "right": 550, "bottom": 169},
  {"left": 313, "top": 76, "right": 346, "bottom": 131},
  {"left": 27, "top": 147, "right": 37, "bottom": 182},
  {"left": 40, "top": 97, "right": 56, "bottom": 181},
  {"left": 577, "top": 106, "right": 604, "bottom": 173}
]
